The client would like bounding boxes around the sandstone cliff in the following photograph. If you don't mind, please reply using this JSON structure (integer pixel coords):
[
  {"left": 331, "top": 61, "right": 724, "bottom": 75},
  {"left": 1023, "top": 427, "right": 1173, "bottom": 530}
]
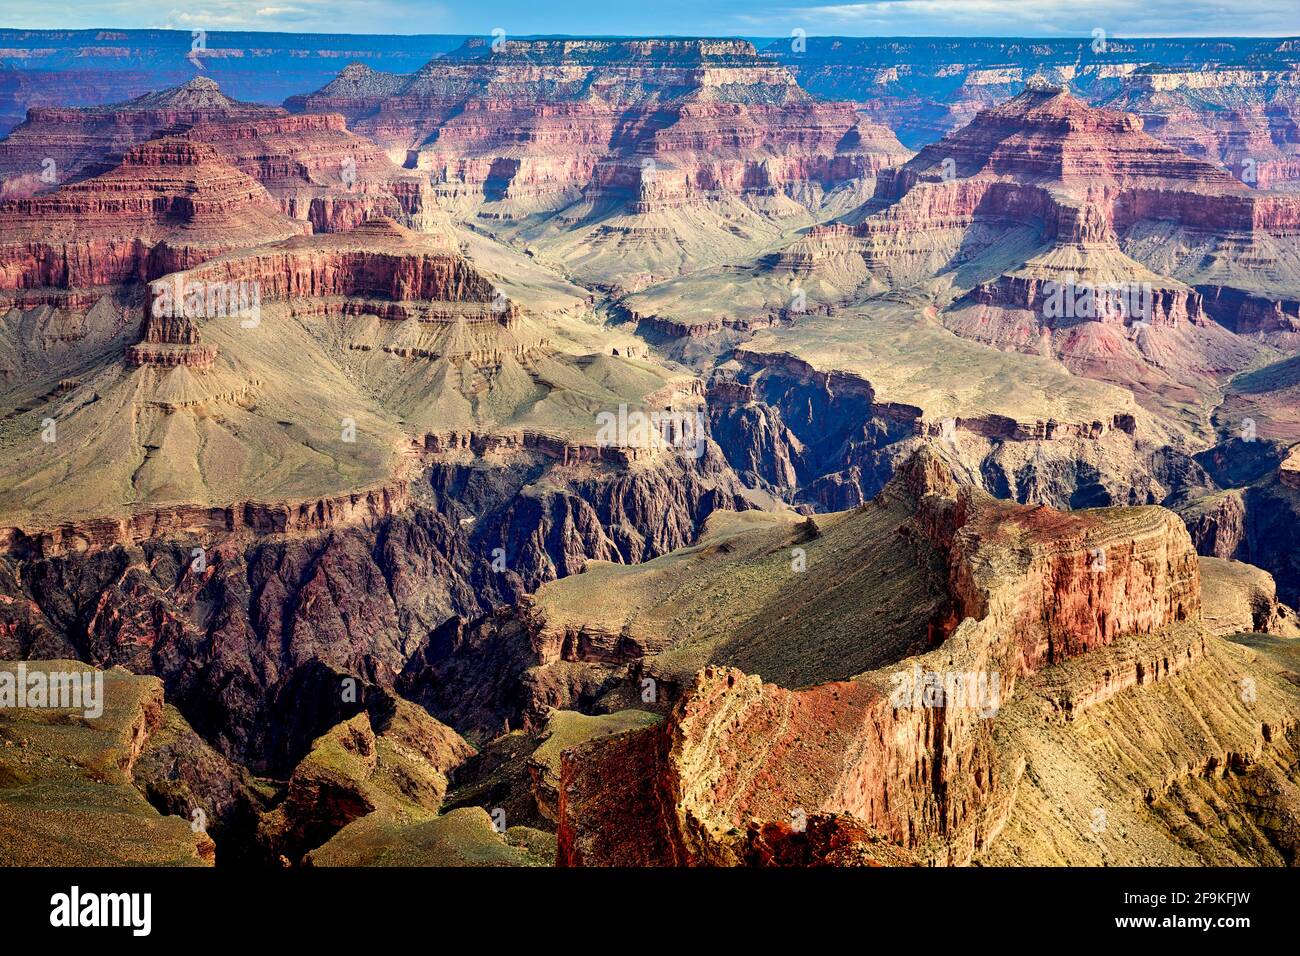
[{"left": 555, "top": 448, "right": 1300, "bottom": 866}]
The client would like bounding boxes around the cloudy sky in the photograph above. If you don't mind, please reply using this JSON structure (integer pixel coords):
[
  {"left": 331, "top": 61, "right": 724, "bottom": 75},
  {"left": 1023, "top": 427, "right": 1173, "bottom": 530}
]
[{"left": 0, "top": 0, "right": 1295, "bottom": 37}]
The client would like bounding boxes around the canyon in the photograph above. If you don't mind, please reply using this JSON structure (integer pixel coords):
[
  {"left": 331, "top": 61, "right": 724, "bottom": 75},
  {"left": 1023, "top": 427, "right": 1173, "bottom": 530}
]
[
  {"left": 287, "top": 38, "right": 909, "bottom": 290},
  {"left": 0, "top": 29, "right": 1298, "bottom": 871}
]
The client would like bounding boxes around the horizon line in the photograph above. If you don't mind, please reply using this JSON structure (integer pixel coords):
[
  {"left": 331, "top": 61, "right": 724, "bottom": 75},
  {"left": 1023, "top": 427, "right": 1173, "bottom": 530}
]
[{"left": 1, "top": 27, "right": 1297, "bottom": 41}]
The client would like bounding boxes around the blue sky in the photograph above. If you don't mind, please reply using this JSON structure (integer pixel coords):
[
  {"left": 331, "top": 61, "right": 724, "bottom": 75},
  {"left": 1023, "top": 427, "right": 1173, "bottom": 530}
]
[{"left": 0, "top": 0, "right": 1295, "bottom": 37}]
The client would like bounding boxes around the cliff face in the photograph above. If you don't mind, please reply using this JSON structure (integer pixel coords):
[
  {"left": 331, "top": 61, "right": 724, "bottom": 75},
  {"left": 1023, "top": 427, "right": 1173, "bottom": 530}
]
[
  {"left": 0, "top": 661, "right": 216, "bottom": 865},
  {"left": 0, "top": 77, "right": 278, "bottom": 192},
  {"left": 1177, "top": 452, "right": 1300, "bottom": 608},
  {"left": 0, "top": 137, "right": 305, "bottom": 293},
  {"left": 0, "top": 443, "right": 752, "bottom": 770},
  {"left": 703, "top": 345, "right": 1178, "bottom": 512},
  {"left": 1284, "top": 446, "right": 1300, "bottom": 490},
  {"left": 0, "top": 77, "right": 436, "bottom": 234},
  {"left": 771, "top": 36, "right": 1300, "bottom": 193},
  {"left": 168, "top": 217, "right": 499, "bottom": 307},
  {"left": 757, "top": 87, "right": 1294, "bottom": 438},
  {"left": 179, "top": 112, "right": 436, "bottom": 233},
  {"left": 1199, "top": 286, "right": 1300, "bottom": 350},
  {"left": 940, "top": 486, "right": 1201, "bottom": 669},
  {"left": 795, "top": 87, "right": 1300, "bottom": 297},
  {"left": 554, "top": 448, "right": 1275, "bottom": 867},
  {"left": 292, "top": 39, "right": 908, "bottom": 216},
  {"left": 0, "top": 481, "right": 411, "bottom": 559},
  {"left": 828, "top": 88, "right": 1291, "bottom": 264}
]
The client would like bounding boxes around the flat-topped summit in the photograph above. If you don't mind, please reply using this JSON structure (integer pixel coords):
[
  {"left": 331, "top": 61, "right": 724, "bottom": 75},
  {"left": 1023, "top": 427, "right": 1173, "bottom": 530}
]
[{"left": 448, "top": 36, "right": 765, "bottom": 65}]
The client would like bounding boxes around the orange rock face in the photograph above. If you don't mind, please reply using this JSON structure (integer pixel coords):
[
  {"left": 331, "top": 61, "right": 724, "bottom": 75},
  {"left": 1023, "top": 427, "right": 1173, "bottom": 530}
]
[
  {"left": 292, "top": 39, "right": 907, "bottom": 211},
  {"left": 0, "top": 77, "right": 434, "bottom": 233},
  {"left": 558, "top": 449, "right": 1204, "bottom": 866},
  {"left": 0, "top": 137, "right": 305, "bottom": 293}
]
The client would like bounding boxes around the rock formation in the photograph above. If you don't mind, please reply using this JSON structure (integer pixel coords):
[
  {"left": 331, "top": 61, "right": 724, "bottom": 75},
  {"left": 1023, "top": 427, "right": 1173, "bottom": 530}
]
[
  {"left": 0, "top": 77, "right": 437, "bottom": 233},
  {"left": 555, "top": 449, "right": 1300, "bottom": 866},
  {"left": 0, "top": 77, "right": 276, "bottom": 192},
  {"left": 0, "top": 660, "right": 215, "bottom": 865},
  {"left": 291, "top": 39, "right": 908, "bottom": 287},
  {"left": 2, "top": 31, "right": 1299, "bottom": 874},
  {"left": 771, "top": 34, "right": 1300, "bottom": 194},
  {"left": 707, "top": 87, "right": 1298, "bottom": 442},
  {"left": 0, "top": 137, "right": 305, "bottom": 296}
]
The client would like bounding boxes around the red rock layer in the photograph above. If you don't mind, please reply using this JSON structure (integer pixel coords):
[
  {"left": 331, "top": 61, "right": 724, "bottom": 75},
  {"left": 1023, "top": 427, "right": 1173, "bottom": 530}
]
[
  {"left": 1109, "top": 72, "right": 1300, "bottom": 190},
  {"left": 119, "top": 217, "right": 517, "bottom": 371},
  {"left": 558, "top": 448, "right": 1202, "bottom": 865},
  {"left": 178, "top": 112, "right": 434, "bottom": 232},
  {"left": 0, "top": 77, "right": 277, "bottom": 193},
  {"left": 292, "top": 39, "right": 908, "bottom": 211},
  {"left": 864, "top": 87, "right": 1300, "bottom": 240},
  {"left": 790, "top": 86, "right": 1300, "bottom": 339},
  {"left": 169, "top": 217, "right": 506, "bottom": 315},
  {"left": 0, "top": 137, "right": 305, "bottom": 293},
  {"left": 0, "top": 481, "right": 410, "bottom": 560},
  {"left": 0, "top": 77, "right": 433, "bottom": 233}
]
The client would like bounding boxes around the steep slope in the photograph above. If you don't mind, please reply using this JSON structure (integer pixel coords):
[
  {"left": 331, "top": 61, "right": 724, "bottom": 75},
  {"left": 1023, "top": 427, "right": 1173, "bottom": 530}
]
[
  {"left": 642, "top": 87, "right": 1297, "bottom": 447},
  {"left": 552, "top": 448, "right": 1300, "bottom": 866},
  {"left": 0, "top": 660, "right": 216, "bottom": 865},
  {"left": 0, "top": 138, "right": 306, "bottom": 298},
  {"left": 0, "top": 77, "right": 436, "bottom": 233},
  {"left": 293, "top": 39, "right": 908, "bottom": 289},
  {"left": 1177, "top": 444, "right": 1300, "bottom": 607}
]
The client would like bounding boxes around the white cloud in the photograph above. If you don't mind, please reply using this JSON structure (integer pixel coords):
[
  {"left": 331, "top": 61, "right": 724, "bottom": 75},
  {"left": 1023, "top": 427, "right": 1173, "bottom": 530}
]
[{"left": 0, "top": 0, "right": 1293, "bottom": 37}]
